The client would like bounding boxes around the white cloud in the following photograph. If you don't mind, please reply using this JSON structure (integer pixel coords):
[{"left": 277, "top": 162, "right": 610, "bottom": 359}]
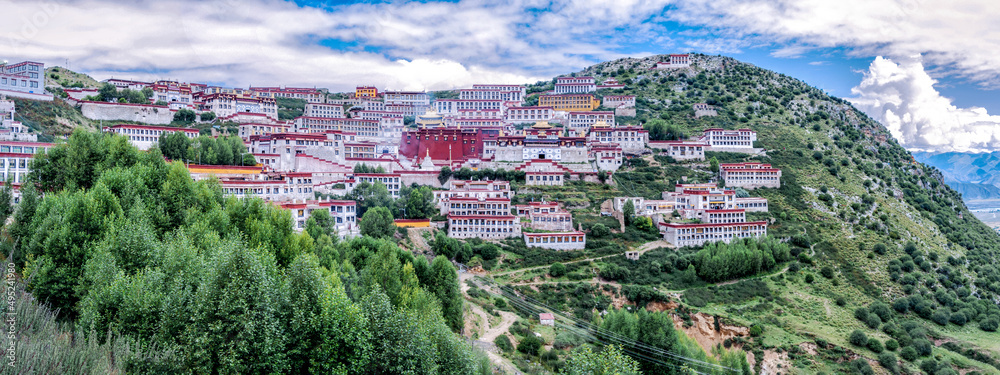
[
  {"left": 0, "top": 0, "right": 690, "bottom": 91},
  {"left": 849, "top": 56, "right": 1000, "bottom": 153},
  {"left": 667, "top": 0, "right": 1000, "bottom": 87}
]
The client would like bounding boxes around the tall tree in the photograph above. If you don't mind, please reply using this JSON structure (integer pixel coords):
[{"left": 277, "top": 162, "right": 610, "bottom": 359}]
[
  {"left": 428, "top": 255, "right": 463, "bottom": 332},
  {"left": 623, "top": 199, "right": 635, "bottom": 226},
  {"left": 360, "top": 206, "right": 394, "bottom": 239},
  {"left": 562, "top": 345, "right": 641, "bottom": 375},
  {"left": 158, "top": 131, "right": 191, "bottom": 161}
]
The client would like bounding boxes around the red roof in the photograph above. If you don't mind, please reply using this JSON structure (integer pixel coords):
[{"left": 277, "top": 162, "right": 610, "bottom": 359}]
[
  {"left": 659, "top": 221, "right": 767, "bottom": 228},
  {"left": 539, "top": 313, "right": 554, "bottom": 320}
]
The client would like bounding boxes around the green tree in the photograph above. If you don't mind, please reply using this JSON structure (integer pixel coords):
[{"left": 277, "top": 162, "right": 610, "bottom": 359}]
[
  {"left": 158, "top": 131, "right": 191, "bottom": 161},
  {"left": 200, "top": 111, "right": 216, "bottom": 122},
  {"left": 404, "top": 186, "right": 436, "bottom": 219},
  {"left": 549, "top": 262, "right": 567, "bottom": 277},
  {"left": 305, "top": 209, "right": 336, "bottom": 240},
  {"left": 360, "top": 206, "right": 394, "bottom": 239},
  {"left": 562, "top": 345, "right": 641, "bottom": 375},
  {"left": 591, "top": 223, "right": 611, "bottom": 238},
  {"left": 709, "top": 157, "right": 720, "bottom": 173},
  {"left": 347, "top": 181, "right": 393, "bottom": 218},
  {"left": 185, "top": 245, "right": 288, "bottom": 374},
  {"left": 428, "top": 255, "right": 463, "bottom": 332},
  {"left": 98, "top": 83, "right": 118, "bottom": 102},
  {"left": 517, "top": 335, "right": 542, "bottom": 355},
  {"left": 623, "top": 199, "right": 635, "bottom": 226},
  {"left": 0, "top": 179, "right": 13, "bottom": 224},
  {"left": 438, "top": 166, "right": 453, "bottom": 185},
  {"left": 173, "top": 109, "right": 197, "bottom": 124}
]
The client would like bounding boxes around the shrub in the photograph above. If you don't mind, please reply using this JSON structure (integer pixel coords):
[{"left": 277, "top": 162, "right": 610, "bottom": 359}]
[
  {"left": 870, "top": 302, "right": 892, "bottom": 322},
  {"left": 899, "top": 346, "right": 918, "bottom": 361},
  {"left": 912, "top": 339, "right": 933, "bottom": 357},
  {"left": 878, "top": 352, "right": 898, "bottom": 374},
  {"left": 749, "top": 324, "right": 764, "bottom": 337},
  {"left": 553, "top": 332, "right": 584, "bottom": 349},
  {"left": 948, "top": 311, "right": 967, "bottom": 326},
  {"left": 855, "top": 307, "right": 870, "bottom": 321},
  {"left": 980, "top": 317, "right": 999, "bottom": 332},
  {"left": 850, "top": 358, "right": 875, "bottom": 375},
  {"left": 885, "top": 339, "right": 899, "bottom": 351},
  {"left": 494, "top": 335, "right": 513, "bottom": 353},
  {"left": 820, "top": 266, "right": 835, "bottom": 279},
  {"left": 549, "top": 263, "right": 567, "bottom": 278},
  {"left": 590, "top": 223, "right": 611, "bottom": 238},
  {"left": 867, "top": 338, "right": 884, "bottom": 353},
  {"left": 874, "top": 243, "right": 888, "bottom": 255},
  {"left": 804, "top": 274, "right": 815, "bottom": 283},
  {"left": 836, "top": 296, "right": 847, "bottom": 306},
  {"left": 849, "top": 330, "right": 868, "bottom": 347},
  {"left": 517, "top": 335, "right": 542, "bottom": 355},
  {"left": 931, "top": 310, "right": 950, "bottom": 326}
]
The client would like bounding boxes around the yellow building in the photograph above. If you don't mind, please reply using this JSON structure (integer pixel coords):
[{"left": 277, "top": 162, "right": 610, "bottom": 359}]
[
  {"left": 355, "top": 86, "right": 378, "bottom": 98},
  {"left": 538, "top": 94, "right": 600, "bottom": 112}
]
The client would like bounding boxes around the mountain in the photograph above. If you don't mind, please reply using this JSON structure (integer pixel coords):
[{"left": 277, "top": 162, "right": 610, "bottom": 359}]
[
  {"left": 913, "top": 151, "right": 1000, "bottom": 200},
  {"left": 10, "top": 54, "right": 1000, "bottom": 374},
  {"left": 505, "top": 54, "right": 1000, "bottom": 374}
]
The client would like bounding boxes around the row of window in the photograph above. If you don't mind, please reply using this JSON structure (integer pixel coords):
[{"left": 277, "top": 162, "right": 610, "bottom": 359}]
[
  {"left": 526, "top": 235, "right": 584, "bottom": 244},
  {"left": 0, "top": 78, "right": 37, "bottom": 88}
]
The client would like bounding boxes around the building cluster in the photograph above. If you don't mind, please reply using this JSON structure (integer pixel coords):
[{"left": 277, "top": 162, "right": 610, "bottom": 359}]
[
  {"left": 611, "top": 182, "right": 774, "bottom": 247},
  {"left": 10, "top": 53, "right": 786, "bottom": 250},
  {"left": 0, "top": 61, "right": 50, "bottom": 101},
  {"left": 0, "top": 98, "right": 37, "bottom": 141}
]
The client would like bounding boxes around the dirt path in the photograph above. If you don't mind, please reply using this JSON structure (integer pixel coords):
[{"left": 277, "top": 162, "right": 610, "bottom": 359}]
[
  {"left": 460, "top": 272, "right": 521, "bottom": 374},
  {"left": 408, "top": 227, "right": 433, "bottom": 253}
]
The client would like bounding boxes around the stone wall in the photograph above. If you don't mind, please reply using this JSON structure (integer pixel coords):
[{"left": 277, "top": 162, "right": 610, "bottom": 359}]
[{"left": 81, "top": 101, "right": 173, "bottom": 124}]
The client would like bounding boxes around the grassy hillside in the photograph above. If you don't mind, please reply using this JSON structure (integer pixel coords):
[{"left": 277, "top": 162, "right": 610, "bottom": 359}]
[
  {"left": 493, "top": 54, "right": 1000, "bottom": 374},
  {"left": 44, "top": 66, "right": 101, "bottom": 89}
]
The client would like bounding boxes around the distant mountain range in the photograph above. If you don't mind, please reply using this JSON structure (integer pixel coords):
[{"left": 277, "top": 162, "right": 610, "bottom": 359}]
[{"left": 912, "top": 151, "right": 1000, "bottom": 200}]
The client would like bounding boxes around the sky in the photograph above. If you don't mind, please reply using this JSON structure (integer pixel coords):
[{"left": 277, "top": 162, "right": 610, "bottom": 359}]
[{"left": 2, "top": 0, "right": 999, "bottom": 153}]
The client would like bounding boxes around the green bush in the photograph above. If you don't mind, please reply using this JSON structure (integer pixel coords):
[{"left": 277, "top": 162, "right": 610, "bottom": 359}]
[
  {"left": 867, "top": 338, "right": 884, "bottom": 353},
  {"left": 931, "top": 310, "right": 950, "bottom": 326},
  {"left": 850, "top": 358, "right": 875, "bottom": 375},
  {"left": 549, "top": 263, "right": 567, "bottom": 277},
  {"left": 517, "top": 335, "right": 542, "bottom": 356},
  {"left": 899, "top": 346, "right": 918, "bottom": 361},
  {"left": 877, "top": 352, "right": 898, "bottom": 374},
  {"left": 553, "top": 332, "right": 585, "bottom": 349},
  {"left": 749, "top": 324, "right": 764, "bottom": 337},
  {"left": 885, "top": 339, "right": 899, "bottom": 351},
  {"left": 820, "top": 266, "right": 835, "bottom": 278},
  {"left": 849, "top": 330, "right": 868, "bottom": 347},
  {"left": 494, "top": 335, "right": 513, "bottom": 353},
  {"left": 980, "top": 317, "right": 999, "bottom": 332}
]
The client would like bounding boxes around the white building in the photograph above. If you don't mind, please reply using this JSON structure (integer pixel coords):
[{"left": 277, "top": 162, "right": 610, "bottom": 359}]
[
  {"left": 568, "top": 111, "right": 615, "bottom": 131},
  {"left": 587, "top": 125, "right": 647, "bottom": 155},
  {"left": 0, "top": 61, "right": 45, "bottom": 97},
  {"left": 659, "top": 221, "right": 767, "bottom": 247},
  {"left": 304, "top": 103, "right": 344, "bottom": 118},
  {"left": 278, "top": 199, "right": 358, "bottom": 237},
  {"left": 448, "top": 213, "right": 521, "bottom": 239},
  {"left": 554, "top": 76, "right": 596, "bottom": 94},
  {"left": 603, "top": 95, "right": 635, "bottom": 109},
  {"left": 506, "top": 106, "right": 554, "bottom": 124},
  {"left": 102, "top": 124, "right": 200, "bottom": 150},
  {"left": 0, "top": 141, "right": 55, "bottom": 183},
  {"left": 649, "top": 141, "right": 706, "bottom": 161},
  {"left": 735, "top": 197, "right": 769, "bottom": 212},
  {"left": 524, "top": 231, "right": 586, "bottom": 250},
  {"left": 699, "top": 128, "right": 757, "bottom": 149},
  {"left": 720, "top": 163, "right": 781, "bottom": 189},
  {"left": 347, "top": 173, "right": 401, "bottom": 197},
  {"left": 526, "top": 171, "right": 565, "bottom": 186}
]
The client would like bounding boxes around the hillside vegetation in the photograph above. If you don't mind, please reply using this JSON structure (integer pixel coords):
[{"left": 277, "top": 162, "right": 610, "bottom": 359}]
[{"left": 500, "top": 54, "right": 1000, "bottom": 374}]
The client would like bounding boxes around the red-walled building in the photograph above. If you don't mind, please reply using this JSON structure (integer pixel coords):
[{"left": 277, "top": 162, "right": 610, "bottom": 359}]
[{"left": 399, "top": 127, "right": 484, "bottom": 162}]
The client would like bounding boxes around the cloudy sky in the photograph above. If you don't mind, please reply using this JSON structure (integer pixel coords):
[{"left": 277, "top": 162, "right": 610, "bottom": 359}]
[{"left": 3, "top": 0, "right": 999, "bottom": 153}]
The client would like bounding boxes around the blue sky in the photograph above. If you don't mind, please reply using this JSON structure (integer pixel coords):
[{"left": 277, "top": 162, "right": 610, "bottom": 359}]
[{"left": 3, "top": 0, "right": 999, "bottom": 152}]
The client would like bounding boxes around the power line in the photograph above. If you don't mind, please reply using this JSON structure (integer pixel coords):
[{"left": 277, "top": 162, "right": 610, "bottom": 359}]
[{"left": 471, "top": 276, "right": 740, "bottom": 374}]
